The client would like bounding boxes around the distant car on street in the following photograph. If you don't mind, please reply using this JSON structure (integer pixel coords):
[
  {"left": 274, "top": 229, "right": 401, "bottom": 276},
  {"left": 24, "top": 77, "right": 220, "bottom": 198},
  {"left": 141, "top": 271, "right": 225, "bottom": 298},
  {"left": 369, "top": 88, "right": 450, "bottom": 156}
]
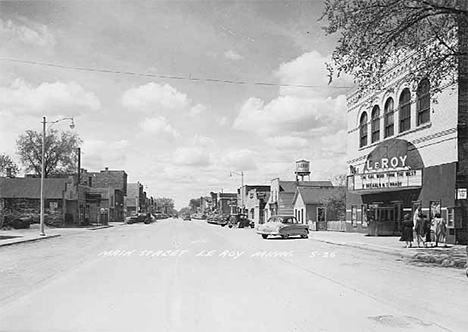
[
  {"left": 182, "top": 214, "right": 191, "bottom": 221},
  {"left": 228, "top": 213, "right": 254, "bottom": 228},
  {"left": 256, "top": 215, "right": 309, "bottom": 239},
  {"left": 125, "top": 213, "right": 146, "bottom": 224}
]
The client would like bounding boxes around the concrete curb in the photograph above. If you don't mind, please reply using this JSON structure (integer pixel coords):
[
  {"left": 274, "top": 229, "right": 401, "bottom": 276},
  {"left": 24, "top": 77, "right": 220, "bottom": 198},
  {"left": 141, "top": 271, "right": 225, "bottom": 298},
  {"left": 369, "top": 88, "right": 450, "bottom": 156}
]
[
  {"left": 311, "top": 237, "right": 414, "bottom": 259},
  {"left": 0, "top": 234, "right": 61, "bottom": 248},
  {"left": 87, "top": 225, "right": 114, "bottom": 231}
]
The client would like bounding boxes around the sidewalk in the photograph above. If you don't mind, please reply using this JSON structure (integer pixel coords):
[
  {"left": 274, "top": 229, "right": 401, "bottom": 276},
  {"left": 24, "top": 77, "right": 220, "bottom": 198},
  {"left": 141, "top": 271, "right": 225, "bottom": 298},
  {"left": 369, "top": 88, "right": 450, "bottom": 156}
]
[
  {"left": 0, "top": 223, "right": 122, "bottom": 247},
  {"left": 310, "top": 231, "right": 467, "bottom": 269}
]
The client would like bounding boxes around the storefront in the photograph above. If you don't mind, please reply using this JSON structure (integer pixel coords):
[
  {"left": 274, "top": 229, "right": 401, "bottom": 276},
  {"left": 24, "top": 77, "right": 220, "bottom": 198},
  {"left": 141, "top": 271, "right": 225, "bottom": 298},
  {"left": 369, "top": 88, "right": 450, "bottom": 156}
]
[{"left": 347, "top": 138, "right": 461, "bottom": 242}]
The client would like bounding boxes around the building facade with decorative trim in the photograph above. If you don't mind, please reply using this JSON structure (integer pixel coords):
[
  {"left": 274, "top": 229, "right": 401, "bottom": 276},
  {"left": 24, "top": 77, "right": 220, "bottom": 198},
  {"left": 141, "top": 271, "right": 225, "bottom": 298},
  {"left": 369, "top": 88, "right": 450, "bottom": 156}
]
[{"left": 346, "top": 57, "right": 467, "bottom": 244}]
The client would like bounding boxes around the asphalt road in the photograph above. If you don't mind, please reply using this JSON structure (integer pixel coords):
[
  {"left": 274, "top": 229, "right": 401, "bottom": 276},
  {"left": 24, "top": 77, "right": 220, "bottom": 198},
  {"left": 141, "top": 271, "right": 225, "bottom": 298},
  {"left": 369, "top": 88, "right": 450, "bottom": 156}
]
[{"left": 0, "top": 218, "right": 467, "bottom": 332}]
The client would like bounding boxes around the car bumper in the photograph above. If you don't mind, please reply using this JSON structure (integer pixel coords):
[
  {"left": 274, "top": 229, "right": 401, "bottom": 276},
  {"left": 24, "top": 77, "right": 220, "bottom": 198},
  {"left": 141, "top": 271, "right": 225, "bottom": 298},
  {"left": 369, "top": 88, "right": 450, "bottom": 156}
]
[{"left": 256, "top": 230, "right": 280, "bottom": 236}]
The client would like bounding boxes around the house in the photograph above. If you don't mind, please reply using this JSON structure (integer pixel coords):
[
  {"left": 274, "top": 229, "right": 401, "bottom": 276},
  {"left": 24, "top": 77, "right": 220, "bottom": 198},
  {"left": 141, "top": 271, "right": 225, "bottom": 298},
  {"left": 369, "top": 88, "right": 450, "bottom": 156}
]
[
  {"left": 265, "top": 178, "right": 334, "bottom": 220},
  {"left": 292, "top": 186, "right": 339, "bottom": 230},
  {"left": 346, "top": 51, "right": 467, "bottom": 243}
]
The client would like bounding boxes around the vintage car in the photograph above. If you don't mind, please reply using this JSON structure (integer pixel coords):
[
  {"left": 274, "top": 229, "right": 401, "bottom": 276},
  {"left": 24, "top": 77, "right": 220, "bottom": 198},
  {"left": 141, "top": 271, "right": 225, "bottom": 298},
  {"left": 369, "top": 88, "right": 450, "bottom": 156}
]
[
  {"left": 228, "top": 214, "right": 254, "bottom": 228},
  {"left": 125, "top": 213, "right": 146, "bottom": 224},
  {"left": 256, "top": 215, "right": 309, "bottom": 239}
]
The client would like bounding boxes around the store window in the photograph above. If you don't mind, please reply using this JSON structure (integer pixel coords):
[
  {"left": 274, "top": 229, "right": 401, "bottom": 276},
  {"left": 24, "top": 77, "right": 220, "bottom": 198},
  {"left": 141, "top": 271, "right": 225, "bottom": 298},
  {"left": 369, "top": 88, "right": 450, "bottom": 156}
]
[
  {"left": 399, "top": 88, "right": 411, "bottom": 133},
  {"left": 417, "top": 78, "right": 430, "bottom": 125},
  {"left": 384, "top": 98, "right": 394, "bottom": 137},
  {"left": 371, "top": 105, "right": 380, "bottom": 143},
  {"left": 359, "top": 112, "right": 368, "bottom": 148}
]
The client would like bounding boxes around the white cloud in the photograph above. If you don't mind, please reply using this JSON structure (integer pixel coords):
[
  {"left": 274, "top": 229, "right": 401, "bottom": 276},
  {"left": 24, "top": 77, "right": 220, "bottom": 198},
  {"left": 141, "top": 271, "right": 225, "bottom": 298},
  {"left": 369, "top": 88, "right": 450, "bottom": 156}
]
[
  {"left": 233, "top": 94, "right": 346, "bottom": 137},
  {"left": 0, "top": 18, "right": 56, "bottom": 47},
  {"left": 274, "top": 51, "right": 354, "bottom": 98},
  {"left": 173, "top": 147, "right": 212, "bottom": 167},
  {"left": 224, "top": 49, "right": 244, "bottom": 61},
  {"left": 193, "top": 135, "right": 216, "bottom": 148},
  {"left": 222, "top": 149, "right": 257, "bottom": 171},
  {"left": 265, "top": 136, "right": 309, "bottom": 149},
  {"left": 0, "top": 79, "right": 101, "bottom": 115},
  {"left": 218, "top": 116, "right": 228, "bottom": 127},
  {"left": 188, "top": 103, "right": 206, "bottom": 116},
  {"left": 140, "top": 116, "right": 179, "bottom": 138},
  {"left": 81, "top": 139, "right": 129, "bottom": 171},
  {"left": 122, "top": 82, "right": 189, "bottom": 112}
]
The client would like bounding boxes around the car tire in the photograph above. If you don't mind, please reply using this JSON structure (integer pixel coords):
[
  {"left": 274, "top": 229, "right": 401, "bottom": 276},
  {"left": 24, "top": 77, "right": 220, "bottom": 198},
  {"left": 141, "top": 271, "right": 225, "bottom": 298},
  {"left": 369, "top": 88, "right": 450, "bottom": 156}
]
[
  {"left": 301, "top": 234, "right": 308, "bottom": 239},
  {"left": 281, "top": 234, "right": 289, "bottom": 239},
  {"left": 261, "top": 234, "right": 268, "bottom": 239}
]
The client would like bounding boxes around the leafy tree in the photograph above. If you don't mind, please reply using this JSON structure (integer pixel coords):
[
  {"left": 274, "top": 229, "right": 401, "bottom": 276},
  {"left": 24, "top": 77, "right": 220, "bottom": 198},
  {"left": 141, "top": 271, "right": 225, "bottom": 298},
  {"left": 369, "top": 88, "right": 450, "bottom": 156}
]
[
  {"left": 321, "top": 174, "right": 347, "bottom": 221},
  {"left": 189, "top": 198, "right": 201, "bottom": 212},
  {"left": 16, "top": 129, "right": 82, "bottom": 177},
  {"left": 179, "top": 207, "right": 191, "bottom": 215},
  {"left": 0, "top": 153, "right": 20, "bottom": 177},
  {"left": 321, "top": 0, "right": 468, "bottom": 94},
  {"left": 154, "top": 197, "right": 175, "bottom": 214}
]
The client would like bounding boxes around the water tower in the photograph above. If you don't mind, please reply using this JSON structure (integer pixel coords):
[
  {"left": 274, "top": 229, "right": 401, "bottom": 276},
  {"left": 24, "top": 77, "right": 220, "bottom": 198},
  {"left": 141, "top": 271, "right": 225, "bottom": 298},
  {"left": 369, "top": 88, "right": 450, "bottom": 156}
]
[{"left": 295, "top": 159, "right": 311, "bottom": 181}]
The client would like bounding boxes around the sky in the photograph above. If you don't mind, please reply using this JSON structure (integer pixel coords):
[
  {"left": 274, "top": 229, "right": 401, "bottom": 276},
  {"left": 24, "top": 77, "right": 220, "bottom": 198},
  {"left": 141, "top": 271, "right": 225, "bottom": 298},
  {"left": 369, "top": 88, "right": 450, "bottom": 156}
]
[{"left": 0, "top": 0, "right": 353, "bottom": 209}]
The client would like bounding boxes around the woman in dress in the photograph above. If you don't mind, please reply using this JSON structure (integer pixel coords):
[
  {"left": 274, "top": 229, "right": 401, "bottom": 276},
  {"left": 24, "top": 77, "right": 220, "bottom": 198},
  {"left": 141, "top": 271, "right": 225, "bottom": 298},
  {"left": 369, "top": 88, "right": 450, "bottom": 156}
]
[
  {"left": 433, "top": 213, "right": 447, "bottom": 247},
  {"left": 399, "top": 214, "right": 414, "bottom": 248},
  {"left": 414, "top": 212, "right": 426, "bottom": 248}
]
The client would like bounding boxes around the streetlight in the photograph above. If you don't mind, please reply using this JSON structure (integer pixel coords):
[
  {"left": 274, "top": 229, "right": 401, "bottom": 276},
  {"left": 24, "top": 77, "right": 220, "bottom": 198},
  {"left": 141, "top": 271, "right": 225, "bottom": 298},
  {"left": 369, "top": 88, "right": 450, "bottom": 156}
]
[
  {"left": 39, "top": 116, "right": 75, "bottom": 236},
  {"left": 230, "top": 171, "right": 244, "bottom": 213}
]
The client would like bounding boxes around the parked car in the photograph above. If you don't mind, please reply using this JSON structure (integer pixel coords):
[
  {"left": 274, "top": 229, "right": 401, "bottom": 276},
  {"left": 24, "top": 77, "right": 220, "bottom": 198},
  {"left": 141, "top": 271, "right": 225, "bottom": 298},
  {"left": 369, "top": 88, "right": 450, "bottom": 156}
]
[
  {"left": 144, "top": 213, "right": 156, "bottom": 224},
  {"left": 256, "top": 215, "right": 309, "bottom": 239},
  {"left": 182, "top": 214, "right": 191, "bottom": 221},
  {"left": 125, "top": 215, "right": 139, "bottom": 224},
  {"left": 214, "top": 214, "right": 230, "bottom": 227},
  {"left": 228, "top": 213, "right": 254, "bottom": 228}
]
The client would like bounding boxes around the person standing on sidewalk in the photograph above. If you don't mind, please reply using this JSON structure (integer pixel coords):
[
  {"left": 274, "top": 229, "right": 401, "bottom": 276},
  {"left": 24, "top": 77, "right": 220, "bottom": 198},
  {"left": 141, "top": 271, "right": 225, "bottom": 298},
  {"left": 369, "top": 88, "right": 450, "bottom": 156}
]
[
  {"left": 423, "top": 214, "right": 432, "bottom": 247},
  {"left": 399, "top": 213, "right": 414, "bottom": 248},
  {"left": 432, "top": 213, "right": 447, "bottom": 247},
  {"left": 414, "top": 211, "right": 426, "bottom": 248}
]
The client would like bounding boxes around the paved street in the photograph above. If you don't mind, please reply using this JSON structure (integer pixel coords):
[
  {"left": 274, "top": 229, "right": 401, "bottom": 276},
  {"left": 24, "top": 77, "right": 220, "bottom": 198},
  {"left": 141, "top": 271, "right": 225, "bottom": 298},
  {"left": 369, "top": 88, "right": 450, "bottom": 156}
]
[{"left": 1, "top": 219, "right": 467, "bottom": 332}]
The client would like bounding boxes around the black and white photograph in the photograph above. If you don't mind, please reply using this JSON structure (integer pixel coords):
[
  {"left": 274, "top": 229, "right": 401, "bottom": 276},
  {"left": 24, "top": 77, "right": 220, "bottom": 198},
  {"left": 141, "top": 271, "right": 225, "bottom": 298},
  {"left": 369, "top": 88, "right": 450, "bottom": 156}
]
[{"left": 0, "top": 0, "right": 467, "bottom": 331}]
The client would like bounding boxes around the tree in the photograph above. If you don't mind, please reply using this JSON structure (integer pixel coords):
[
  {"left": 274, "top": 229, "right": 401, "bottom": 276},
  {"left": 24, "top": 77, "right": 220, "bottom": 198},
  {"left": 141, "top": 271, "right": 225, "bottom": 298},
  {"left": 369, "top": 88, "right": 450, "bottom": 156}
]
[
  {"left": 321, "top": 174, "right": 347, "bottom": 221},
  {"left": 0, "top": 153, "right": 20, "bottom": 177},
  {"left": 189, "top": 198, "right": 201, "bottom": 212},
  {"left": 154, "top": 197, "right": 175, "bottom": 214},
  {"left": 16, "top": 129, "right": 82, "bottom": 177},
  {"left": 321, "top": 0, "right": 468, "bottom": 94}
]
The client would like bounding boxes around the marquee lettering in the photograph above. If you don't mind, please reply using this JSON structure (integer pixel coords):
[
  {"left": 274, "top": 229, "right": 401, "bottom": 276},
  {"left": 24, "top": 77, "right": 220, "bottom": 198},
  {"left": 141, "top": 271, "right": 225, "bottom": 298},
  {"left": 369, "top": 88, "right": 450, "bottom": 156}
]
[{"left": 366, "top": 155, "right": 408, "bottom": 171}]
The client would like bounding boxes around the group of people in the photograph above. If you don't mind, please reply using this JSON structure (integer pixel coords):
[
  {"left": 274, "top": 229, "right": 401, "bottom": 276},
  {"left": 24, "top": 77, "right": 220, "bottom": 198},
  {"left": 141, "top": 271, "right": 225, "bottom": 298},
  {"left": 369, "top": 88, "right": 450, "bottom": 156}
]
[{"left": 399, "top": 207, "right": 447, "bottom": 248}]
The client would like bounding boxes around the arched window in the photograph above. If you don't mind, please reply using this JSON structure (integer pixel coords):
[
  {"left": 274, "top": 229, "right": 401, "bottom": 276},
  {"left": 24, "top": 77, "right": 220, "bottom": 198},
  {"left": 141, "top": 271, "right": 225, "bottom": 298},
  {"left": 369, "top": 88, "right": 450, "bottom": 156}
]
[
  {"left": 371, "top": 105, "right": 380, "bottom": 143},
  {"left": 359, "top": 112, "right": 368, "bottom": 148},
  {"left": 417, "top": 78, "right": 430, "bottom": 125},
  {"left": 399, "top": 88, "right": 411, "bottom": 133},
  {"left": 384, "top": 98, "right": 394, "bottom": 138}
]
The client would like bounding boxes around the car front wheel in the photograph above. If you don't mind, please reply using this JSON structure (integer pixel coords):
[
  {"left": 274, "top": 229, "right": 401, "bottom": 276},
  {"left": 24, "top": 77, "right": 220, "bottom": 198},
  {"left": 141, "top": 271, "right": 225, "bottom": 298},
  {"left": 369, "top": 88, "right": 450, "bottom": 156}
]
[{"left": 261, "top": 234, "right": 268, "bottom": 239}]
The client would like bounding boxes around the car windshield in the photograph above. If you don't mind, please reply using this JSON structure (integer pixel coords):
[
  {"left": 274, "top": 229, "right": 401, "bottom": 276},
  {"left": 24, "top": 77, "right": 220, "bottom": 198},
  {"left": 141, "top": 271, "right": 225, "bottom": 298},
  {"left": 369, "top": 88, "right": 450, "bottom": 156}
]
[{"left": 281, "top": 217, "right": 298, "bottom": 224}]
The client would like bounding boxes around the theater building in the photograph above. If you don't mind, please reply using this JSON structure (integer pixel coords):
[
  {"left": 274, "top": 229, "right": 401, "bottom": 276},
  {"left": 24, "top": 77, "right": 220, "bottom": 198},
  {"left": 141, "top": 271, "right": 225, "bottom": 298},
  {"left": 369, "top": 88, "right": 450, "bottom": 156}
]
[{"left": 346, "top": 58, "right": 467, "bottom": 244}]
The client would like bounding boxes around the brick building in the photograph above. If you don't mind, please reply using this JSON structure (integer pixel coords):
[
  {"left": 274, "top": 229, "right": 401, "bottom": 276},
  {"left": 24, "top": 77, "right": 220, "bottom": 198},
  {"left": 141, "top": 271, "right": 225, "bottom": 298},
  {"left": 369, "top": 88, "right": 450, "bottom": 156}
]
[
  {"left": 126, "top": 182, "right": 144, "bottom": 215},
  {"left": 0, "top": 177, "right": 84, "bottom": 227},
  {"left": 346, "top": 54, "right": 467, "bottom": 244},
  {"left": 80, "top": 168, "right": 127, "bottom": 222}
]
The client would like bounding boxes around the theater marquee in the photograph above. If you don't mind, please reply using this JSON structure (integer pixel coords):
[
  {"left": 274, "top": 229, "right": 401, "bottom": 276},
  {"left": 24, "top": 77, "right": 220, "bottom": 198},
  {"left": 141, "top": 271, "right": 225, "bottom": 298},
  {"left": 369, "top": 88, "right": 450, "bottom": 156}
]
[{"left": 348, "top": 138, "right": 424, "bottom": 192}]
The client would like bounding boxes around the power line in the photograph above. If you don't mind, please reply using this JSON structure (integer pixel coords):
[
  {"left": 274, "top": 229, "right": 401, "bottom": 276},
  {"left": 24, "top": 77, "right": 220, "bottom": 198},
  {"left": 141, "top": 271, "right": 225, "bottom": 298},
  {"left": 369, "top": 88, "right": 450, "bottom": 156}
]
[{"left": 0, "top": 58, "right": 353, "bottom": 90}]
